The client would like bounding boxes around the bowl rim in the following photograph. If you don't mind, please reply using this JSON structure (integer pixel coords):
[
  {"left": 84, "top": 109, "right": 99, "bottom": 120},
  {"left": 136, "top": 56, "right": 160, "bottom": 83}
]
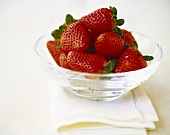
[{"left": 34, "top": 31, "right": 163, "bottom": 77}]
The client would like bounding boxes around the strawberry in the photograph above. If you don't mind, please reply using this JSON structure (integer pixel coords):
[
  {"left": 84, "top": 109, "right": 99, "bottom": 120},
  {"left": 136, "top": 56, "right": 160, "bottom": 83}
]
[
  {"left": 67, "top": 51, "right": 108, "bottom": 73},
  {"left": 80, "top": 6, "right": 124, "bottom": 34},
  {"left": 122, "top": 29, "right": 137, "bottom": 48},
  {"left": 60, "top": 22, "right": 91, "bottom": 53},
  {"left": 59, "top": 52, "right": 71, "bottom": 69},
  {"left": 94, "top": 32, "right": 124, "bottom": 59},
  {"left": 46, "top": 40, "right": 64, "bottom": 66},
  {"left": 114, "top": 48, "right": 147, "bottom": 73}
]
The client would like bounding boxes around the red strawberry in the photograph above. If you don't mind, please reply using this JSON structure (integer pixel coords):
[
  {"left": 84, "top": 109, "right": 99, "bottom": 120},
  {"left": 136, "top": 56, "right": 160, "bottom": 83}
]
[
  {"left": 67, "top": 51, "right": 107, "bottom": 73},
  {"left": 80, "top": 6, "right": 124, "bottom": 34},
  {"left": 60, "top": 22, "right": 91, "bottom": 53},
  {"left": 46, "top": 40, "right": 64, "bottom": 66},
  {"left": 114, "top": 48, "right": 147, "bottom": 73},
  {"left": 121, "top": 29, "right": 137, "bottom": 48},
  {"left": 80, "top": 8, "right": 116, "bottom": 34},
  {"left": 94, "top": 32, "right": 124, "bottom": 59},
  {"left": 59, "top": 52, "right": 71, "bottom": 69}
]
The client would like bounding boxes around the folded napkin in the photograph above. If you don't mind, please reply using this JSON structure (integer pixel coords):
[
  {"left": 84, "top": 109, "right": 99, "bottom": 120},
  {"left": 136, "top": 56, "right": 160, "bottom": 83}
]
[{"left": 50, "top": 85, "right": 158, "bottom": 135}]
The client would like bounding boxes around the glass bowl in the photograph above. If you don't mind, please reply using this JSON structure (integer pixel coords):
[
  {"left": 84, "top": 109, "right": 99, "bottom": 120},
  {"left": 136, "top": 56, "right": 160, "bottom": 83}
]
[{"left": 34, "top": 31, "right": 163, "bottom": 101}]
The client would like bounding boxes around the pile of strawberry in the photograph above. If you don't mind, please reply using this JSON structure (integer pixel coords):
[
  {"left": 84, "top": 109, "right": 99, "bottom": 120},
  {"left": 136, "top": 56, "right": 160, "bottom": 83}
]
[{"left": 47, "top": 6, "right": 153, "bottom": 74}]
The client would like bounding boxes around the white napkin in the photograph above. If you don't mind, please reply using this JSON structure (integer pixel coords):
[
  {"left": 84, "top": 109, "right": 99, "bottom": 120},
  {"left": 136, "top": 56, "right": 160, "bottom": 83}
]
[{"left": 50, "top": 85, "right": 158, "bottom": 135}]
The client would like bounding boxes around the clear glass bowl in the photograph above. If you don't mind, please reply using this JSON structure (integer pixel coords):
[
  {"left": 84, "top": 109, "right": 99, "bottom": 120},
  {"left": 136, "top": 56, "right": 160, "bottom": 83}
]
[{"left": 34, "top": 31, "right": 163, "bottom": 101}]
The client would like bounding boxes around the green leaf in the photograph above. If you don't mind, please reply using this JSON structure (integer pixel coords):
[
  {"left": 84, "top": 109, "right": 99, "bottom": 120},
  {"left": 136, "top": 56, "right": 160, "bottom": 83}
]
[
  {"left": 57, "top": 41, "right": 61, "bottom": 49},
  {"left": 65, "top": 14, "right": 74, "bottom": 25},
  {"left": 113, "top": 27, "right": 123, "bottom": 36},
  {"left": 143, "top": 55, "right": 154, "bottom": 61},
  {"left": 133, "top": 41, "right": 138, "bottom": 50},
  {"left": 51, "top": 25, "right": 67, "bottom": 39},
  {"left": 112, "top": 15, "right": 117, "bottom": 19},
  {"left": 124, "top": 44, "right": 131, "bottom": 49},
  {"left": 75, "top": 19, "right": 80, "bottom": 22},
  {"left": 103, "top": 59, "right": 116, "bottom": 73},
  {"left": 51, "top": 29, "right": 61, "bottom": 39},
  {"left": 59, "top": 25, "right": 67, "bottom": 33},
  {"left": 116, "top": 19, "right": 125, "bottom": 26},
  {"left": 109, "top": 6, "right": 117, "bottom": 15}
]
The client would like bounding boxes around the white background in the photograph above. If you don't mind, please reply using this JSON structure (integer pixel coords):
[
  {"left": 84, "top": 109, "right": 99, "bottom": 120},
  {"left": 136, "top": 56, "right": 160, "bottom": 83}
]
[{"left": 0, "top": 0, "right": 170, "bottom": 134}]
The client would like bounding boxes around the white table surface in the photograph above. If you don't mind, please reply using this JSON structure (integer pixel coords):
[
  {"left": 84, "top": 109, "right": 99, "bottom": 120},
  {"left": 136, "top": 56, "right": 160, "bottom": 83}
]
[{"left": 0, "top": 0, "right": 170, "bottom": 134}]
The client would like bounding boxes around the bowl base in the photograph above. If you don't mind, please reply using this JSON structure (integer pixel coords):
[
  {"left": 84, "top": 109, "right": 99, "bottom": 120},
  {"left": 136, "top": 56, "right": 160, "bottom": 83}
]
[
  {"left": 77, "top": 95, "right": 121, "bottom": 102},
  {"left": 67, "top": 88, "right": 126, "bottom": 102}
]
